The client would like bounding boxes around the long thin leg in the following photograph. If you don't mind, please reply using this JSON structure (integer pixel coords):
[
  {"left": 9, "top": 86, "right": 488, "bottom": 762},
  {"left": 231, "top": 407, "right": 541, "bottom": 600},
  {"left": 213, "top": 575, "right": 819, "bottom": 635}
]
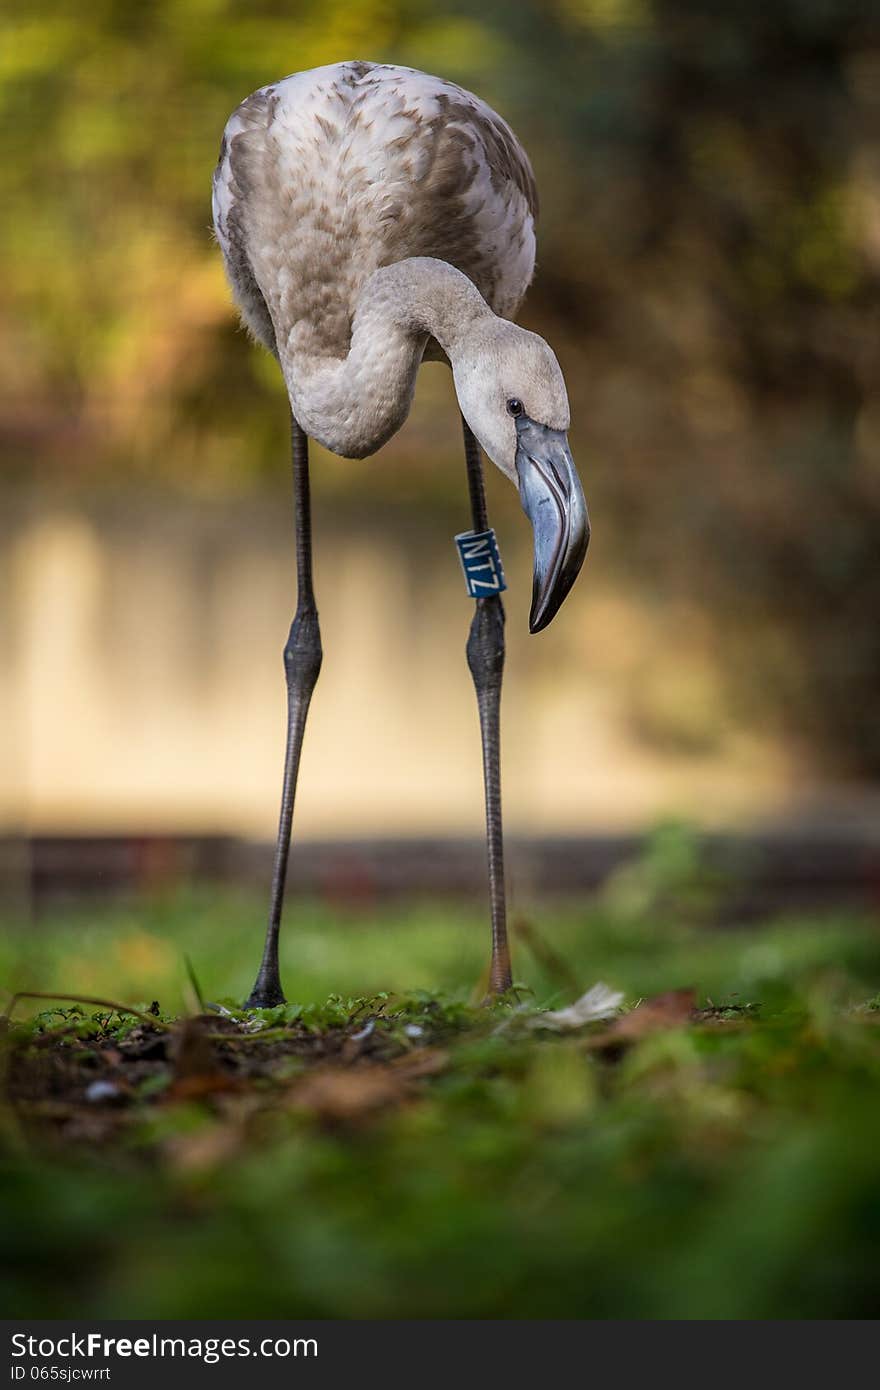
[
  {"left": 246, "top": 413, "right": 322, "bottom": 1008},
  {"left": 462, "top": 417, "right": 512, "bottom": 994}
]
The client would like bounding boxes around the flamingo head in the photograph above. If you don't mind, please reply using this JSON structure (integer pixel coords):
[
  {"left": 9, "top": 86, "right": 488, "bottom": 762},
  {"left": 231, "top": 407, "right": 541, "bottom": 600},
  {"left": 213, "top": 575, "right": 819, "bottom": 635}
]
[
  {"left": 453, "top": 322, "right": 589, "bottom": 633},
  {"left": 452, "top": 321, "right": 589, "bottom": 633}
]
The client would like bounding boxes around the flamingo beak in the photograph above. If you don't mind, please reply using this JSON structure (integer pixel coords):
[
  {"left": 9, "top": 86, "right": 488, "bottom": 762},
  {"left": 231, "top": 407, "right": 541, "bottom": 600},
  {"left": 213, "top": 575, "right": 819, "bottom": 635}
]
[{"left": 515, "top": 417, "right": 590, "bottom": 633}]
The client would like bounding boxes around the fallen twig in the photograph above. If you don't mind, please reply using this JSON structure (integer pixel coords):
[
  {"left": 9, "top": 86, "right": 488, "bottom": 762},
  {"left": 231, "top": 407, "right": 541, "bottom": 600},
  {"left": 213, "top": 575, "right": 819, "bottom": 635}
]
[{"left": 1, "top": 991, "right": 173, "bottom": 1031}]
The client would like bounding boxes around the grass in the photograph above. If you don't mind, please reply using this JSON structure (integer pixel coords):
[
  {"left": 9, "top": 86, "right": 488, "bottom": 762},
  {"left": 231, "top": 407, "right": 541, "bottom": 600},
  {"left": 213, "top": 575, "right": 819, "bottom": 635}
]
[{"left": 3, "top": 857, "right": 880, "bottom": 1319}]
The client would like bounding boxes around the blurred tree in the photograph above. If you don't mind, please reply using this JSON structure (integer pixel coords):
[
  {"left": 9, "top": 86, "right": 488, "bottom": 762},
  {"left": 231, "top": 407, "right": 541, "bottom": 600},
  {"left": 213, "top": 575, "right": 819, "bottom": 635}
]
[{"left": 1, "top": 0, "right": 879, "bottom": 771}]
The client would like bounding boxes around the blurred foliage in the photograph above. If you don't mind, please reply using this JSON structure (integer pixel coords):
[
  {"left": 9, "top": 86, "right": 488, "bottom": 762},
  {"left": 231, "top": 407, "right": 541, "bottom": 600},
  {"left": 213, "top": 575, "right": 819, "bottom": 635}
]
[
  {"left": 3, "top": 886, "right": 880, "bottom": 1317},
  {"left": 598, "top": 817, "right": 733, "bottom": 923},
  {"left": 2, "top": 0, "right": 880, "bottom": 770},
  {"left": 3, "top": 878, "right": 880, "bottom": 1030}
]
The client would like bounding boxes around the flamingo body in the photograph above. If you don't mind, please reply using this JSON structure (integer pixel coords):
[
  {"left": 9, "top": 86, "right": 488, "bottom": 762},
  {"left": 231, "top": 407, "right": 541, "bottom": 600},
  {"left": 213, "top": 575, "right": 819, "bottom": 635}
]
[{"left": 212, "top": 61, "right": 538, "bottom": 368}]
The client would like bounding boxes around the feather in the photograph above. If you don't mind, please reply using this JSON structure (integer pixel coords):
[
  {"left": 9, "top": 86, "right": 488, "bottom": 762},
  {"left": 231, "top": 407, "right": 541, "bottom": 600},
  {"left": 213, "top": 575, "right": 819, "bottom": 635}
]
[{"left": 212, "top": 61, "right": 537, "bottom": 361}]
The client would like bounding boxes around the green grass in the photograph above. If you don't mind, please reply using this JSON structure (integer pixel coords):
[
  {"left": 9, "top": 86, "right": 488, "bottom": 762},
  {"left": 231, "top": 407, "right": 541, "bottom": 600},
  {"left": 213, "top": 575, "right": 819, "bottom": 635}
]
[
  {"left": 3, "top": 877, "right": 880, "bottom": 1319},
  {"left": 5, "top": 884, "right": 880, "bottom": 1012}
]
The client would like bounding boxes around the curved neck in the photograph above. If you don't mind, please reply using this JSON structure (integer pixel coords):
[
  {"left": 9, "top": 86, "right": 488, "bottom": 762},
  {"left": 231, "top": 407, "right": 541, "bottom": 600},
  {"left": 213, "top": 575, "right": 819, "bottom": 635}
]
[{"left": 279, "top": 258, "right": 493, "bottom": 459}]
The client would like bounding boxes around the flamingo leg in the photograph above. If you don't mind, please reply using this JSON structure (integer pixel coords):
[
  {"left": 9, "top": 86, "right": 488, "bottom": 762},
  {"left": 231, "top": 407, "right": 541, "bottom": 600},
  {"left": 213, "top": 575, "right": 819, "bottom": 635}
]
[
  {"left": 246, "top": 414, "right": 322, "bottom": 1008},
  {"left": 462, "top": 417, "right": 513, "bottom": 994}
]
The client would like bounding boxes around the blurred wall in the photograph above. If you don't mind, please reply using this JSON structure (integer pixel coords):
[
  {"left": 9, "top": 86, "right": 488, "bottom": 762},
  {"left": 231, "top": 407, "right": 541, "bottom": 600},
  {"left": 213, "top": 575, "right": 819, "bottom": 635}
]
[{"left": 2, "top": 473, "right": 804, "bottom": 837}]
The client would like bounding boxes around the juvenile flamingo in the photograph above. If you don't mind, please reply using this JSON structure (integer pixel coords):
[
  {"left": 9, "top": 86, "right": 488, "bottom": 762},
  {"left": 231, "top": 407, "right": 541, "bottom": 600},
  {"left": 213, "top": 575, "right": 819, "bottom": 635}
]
[{"left": 212, "top": 61, "right": 589, "bottom": 1006}]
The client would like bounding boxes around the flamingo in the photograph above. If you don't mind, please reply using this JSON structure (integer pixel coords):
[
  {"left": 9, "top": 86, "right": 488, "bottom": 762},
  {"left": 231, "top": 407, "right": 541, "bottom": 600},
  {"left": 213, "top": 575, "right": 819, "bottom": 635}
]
[{"left": 212, "top": 61, "right": 589, "bottom": 1007}]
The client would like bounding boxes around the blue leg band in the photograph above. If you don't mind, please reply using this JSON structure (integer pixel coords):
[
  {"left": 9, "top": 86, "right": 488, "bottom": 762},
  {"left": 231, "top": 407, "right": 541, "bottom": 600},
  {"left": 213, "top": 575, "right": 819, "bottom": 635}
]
[{"left": 454, "top": 528, "right": 507, "bottom": 597}]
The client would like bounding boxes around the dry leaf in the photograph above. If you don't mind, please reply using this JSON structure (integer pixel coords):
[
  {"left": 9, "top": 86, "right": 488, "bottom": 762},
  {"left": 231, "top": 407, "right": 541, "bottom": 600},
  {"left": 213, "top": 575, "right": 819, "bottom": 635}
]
[
  {"left": 586, "top": 988, "right": 696, "bottom": 1050},
  {"left": 167, "top": 1072, "right": 241, "bottom": 1102},
  {"left": 291, "top": 1065, "right": 407, "bottom": 1123},
  {"left": 291, "top": 1050, "right": 447, "bottom": 1125},
  {"left": 165, "top": 1121, "right": 243, "bottom": 1173},
  {"left": 390, "top": 1047, "right": 448, "bottom": 1079}
]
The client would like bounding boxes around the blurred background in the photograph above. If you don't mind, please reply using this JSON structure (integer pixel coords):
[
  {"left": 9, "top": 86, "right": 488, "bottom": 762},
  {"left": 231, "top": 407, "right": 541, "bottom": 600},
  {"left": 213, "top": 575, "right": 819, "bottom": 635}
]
[
  {"left": 5, "top": 0, "right": 880, "bottom": 1327},
  {"left": 2, "top": 0, "right": 880, "bottom": 926}
]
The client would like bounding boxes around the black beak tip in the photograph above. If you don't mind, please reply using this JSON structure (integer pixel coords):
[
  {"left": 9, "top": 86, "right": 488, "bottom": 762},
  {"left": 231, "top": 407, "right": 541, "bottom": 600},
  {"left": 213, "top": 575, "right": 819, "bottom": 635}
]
[
  {"left": 528, "top": 594, "right": 566, "bottom": 635},
  {"left": 528, "top": 524, "right": 589, "bottom": 634},
  {"left": 528, "top": 605, "right": 552, "bottom": 635}
]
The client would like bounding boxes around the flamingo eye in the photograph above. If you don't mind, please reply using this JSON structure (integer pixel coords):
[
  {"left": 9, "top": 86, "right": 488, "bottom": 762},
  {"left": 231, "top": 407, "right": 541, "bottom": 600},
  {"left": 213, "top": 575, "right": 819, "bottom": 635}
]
[{"left": 506, "top": 397, "right": 524, "bottom": 418}]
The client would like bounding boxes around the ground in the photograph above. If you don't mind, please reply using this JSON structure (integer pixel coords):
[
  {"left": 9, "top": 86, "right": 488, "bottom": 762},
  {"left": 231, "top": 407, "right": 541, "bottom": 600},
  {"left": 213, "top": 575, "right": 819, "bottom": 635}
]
[{"left": 3, "top": 846, "right": 880, "bottom": 1318}]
